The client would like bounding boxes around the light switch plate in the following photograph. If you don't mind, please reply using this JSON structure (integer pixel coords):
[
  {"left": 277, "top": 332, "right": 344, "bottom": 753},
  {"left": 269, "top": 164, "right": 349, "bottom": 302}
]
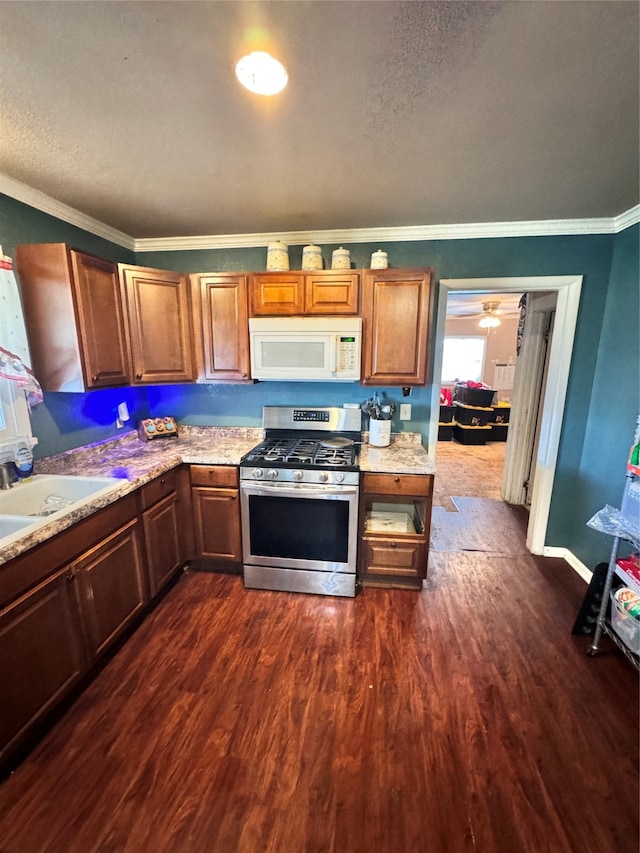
[{"left": 399, "top": 403, "right": 411, "bottom": 420}]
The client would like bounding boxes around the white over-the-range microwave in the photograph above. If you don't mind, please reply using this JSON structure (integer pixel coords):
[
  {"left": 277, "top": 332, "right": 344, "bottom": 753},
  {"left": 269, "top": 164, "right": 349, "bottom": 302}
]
[{"left": 249, "top": 317, "right": 362, "bottom": 381}]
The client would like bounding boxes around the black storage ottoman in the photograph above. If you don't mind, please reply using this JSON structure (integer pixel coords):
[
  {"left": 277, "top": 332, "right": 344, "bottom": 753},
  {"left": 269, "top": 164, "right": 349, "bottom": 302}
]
[{"left": 438, "top": 423, "right": 453, "bottom": 441}]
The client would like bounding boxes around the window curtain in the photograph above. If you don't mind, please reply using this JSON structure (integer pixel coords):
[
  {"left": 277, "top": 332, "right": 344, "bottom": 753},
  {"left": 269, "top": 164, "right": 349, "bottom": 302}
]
[{"left": 0, "top": 251, "right": 42, "bottom": 407}]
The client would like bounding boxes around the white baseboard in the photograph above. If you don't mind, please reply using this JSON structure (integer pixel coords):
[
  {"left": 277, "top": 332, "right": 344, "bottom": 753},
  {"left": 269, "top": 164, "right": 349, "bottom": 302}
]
[{"left": 543, "top": 546, "right": 591, "bottom": 583}]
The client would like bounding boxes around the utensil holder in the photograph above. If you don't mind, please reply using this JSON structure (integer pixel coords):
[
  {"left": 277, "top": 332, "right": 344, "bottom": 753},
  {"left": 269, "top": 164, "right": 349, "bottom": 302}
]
[{"left": 369, "top": 418, "right": 391, "bottom": 447}]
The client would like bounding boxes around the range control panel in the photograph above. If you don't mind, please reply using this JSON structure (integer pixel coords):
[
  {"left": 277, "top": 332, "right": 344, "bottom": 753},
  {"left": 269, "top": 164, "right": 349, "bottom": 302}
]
[{"left": 138, "top": 417, "right": 179, "bottom": 440}]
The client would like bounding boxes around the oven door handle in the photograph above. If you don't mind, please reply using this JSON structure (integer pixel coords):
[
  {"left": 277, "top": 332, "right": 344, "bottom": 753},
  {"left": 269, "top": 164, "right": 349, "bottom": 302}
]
[{"left": 242, "top": 482, "right": 359, "bottom": 498}]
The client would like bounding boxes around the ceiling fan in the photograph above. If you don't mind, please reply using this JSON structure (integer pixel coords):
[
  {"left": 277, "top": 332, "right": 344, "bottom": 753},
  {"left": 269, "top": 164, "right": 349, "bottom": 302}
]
[{"left": 477, "top": 301, "right": 502, "bottom": 328}]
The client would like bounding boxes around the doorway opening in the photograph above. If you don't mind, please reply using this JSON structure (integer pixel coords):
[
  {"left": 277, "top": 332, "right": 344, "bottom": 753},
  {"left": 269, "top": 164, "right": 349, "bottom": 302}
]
[
  {"left": 438, "top": 291, "right": 524, "bottom": 502},
  {"left": 429, "top": 276, "right": 583, "bottom": 556}
]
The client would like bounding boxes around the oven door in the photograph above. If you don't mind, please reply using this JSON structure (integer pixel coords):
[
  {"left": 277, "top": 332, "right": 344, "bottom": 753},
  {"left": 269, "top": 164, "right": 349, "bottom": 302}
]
[{"left": 240, "top": 480, "right": 359, "bottom": 578}]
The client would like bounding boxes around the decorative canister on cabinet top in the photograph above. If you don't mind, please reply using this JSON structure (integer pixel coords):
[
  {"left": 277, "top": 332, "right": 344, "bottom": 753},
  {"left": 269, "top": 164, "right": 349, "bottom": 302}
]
[
  {"left": 331, "top": 247, "right": 351, "bottom": 269},
  {"left": 266, "top": 241, "right": 289, "bottom": 271},
  {"left": 302, "top": 243, "right": 323, "bottom": 270},
  {"left": 370, "top": 249, "right": 388, "bottom": 269}
]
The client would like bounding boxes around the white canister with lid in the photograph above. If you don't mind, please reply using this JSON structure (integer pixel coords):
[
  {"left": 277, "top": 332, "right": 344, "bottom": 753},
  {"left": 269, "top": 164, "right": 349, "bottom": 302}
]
[
  {"left": 266, "top": 241, "right": 289, "bottom": 271},
  {"left": 370, "top": 249, "right": 388, "bottom": 269},
  {"left": 331, "top": 247, "right": 351, "bottom": 270},
  {"left": 302, "top": 244, "right": 323, "bottom": 270},
  {"left": 369, "top": 418, "right": 391, "bottom": 447}
]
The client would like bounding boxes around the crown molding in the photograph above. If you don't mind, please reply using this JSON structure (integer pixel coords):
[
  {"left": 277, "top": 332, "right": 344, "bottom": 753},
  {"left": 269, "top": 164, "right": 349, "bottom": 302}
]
[
  {"left": 1, "top": 172, "right": 637, "bottom": 251},
  {"left": 0, "top": 174, "right": 135, "bottom": 250},
  {"left": 614, "top": 204, "right": 640, "bottom": 232},
  {"left": 133, "top": 212, "right": 638, "bottom": 252}
]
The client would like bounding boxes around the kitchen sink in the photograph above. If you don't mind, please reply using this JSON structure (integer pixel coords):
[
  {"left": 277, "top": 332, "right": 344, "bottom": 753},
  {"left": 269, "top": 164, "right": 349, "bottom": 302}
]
[{"left": 0, "top": 474, "right": 126, "bottom": 553}]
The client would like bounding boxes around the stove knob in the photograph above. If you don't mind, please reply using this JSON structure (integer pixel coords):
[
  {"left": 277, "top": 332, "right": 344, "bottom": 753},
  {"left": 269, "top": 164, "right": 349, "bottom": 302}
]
[
  {"left": 335, "top": 471, "right": 345, "bottom": 483},
  {"left": 267, "top": 469, "right": 278, "bottom": 480},
  {"left": 252, "top": 468, "right": 263, "bottom": 479},
  {"left": 319, "top": 472, "right": 329, "bottom": 483},
  {"left": 293, "top": 470, "right": 304, "bottom": 482}
]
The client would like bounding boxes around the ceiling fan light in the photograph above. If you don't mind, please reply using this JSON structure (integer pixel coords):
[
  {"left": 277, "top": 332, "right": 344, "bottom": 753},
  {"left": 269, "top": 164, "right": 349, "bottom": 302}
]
[
  {"left": 235, "top": 51, "right": 288, "bottom": 95},
  {"left": 478, "top": 314, "right": 501, "bottom": 329}
]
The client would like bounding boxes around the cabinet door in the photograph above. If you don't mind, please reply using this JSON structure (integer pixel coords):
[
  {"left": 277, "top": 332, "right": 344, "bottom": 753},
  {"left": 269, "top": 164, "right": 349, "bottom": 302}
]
[
  {"left": 250, "top": 273, "right": 304, "bottom": 315},
  {"left": 73, "top": 519, "right": 147, "bottom": 659},
  {"left": 194, "top": 274, "right": 251, "bottom": 381},
  {"left": 192, "top": 486, "right": 242, "bottom": 562},
  {"left": 120, "top": 264, "right": 195, "bottom": 383},
  {"left": 142, "top": 492, "right": 183, "bottom": 597},
  {"left": 304, "top": 272, "right": 359, "bottom": 315},
  {"left": 362, "top": 268, "right": 434, "bottom": 385},
  {"left": 0, "top": 567, "right": 86, "bottom": 763},
  {"left": 70, "top": 251, "right": 130, "bottom": 388},
  {"left": 15, "top": 243, "right": 129, "bottom": 392}
]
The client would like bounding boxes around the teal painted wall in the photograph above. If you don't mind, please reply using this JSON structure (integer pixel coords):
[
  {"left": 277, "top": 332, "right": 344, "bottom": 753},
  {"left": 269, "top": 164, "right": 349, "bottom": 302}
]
[
  {"left": 562, "top": 224, "right": 639, "bottom": 565},
  {"left": 3, "top": 191, "right": 638, "bottom": 566}
]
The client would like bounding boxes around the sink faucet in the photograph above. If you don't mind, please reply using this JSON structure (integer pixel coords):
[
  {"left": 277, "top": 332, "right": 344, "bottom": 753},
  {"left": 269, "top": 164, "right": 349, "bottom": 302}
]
[{"left": 0, "top": 462, "right": 18, "bottom": 490}]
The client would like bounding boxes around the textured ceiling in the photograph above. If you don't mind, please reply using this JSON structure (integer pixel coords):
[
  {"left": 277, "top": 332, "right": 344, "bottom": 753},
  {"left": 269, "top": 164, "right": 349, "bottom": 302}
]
[{"left": 0, "top": 1, "right": 638, "bottom": 240}]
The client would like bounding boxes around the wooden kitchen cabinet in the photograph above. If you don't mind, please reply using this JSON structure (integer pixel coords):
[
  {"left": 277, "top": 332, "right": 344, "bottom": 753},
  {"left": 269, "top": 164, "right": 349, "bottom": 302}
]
[
  {"left": 118, "top": 263, "right": 196, "bottom": 384},
  {"left": 361, "top": 268, "right": 435, "bottom": 385},
  {"left": 139, "top": 467, "right": 192, "bottom": 597},
  {"left": 250, "top": 271, "right": 359, "bottom": 316},
  {"left": 191, "top": 273, "right": 251, "bottom": 382},
  {"left": 0, "top": 494, "right": 139, "bottom": 768},
  {"left": 15, "top": 243, "right": 131, "bottom": 391},
  {"left": 0, "top": 566, "right": 86, "bottom": 766},
  {"left": 190, "top": 465, "right": 242, "bottom": 569},
  {"left": 73, "top": 518, "right": 147, "bottom": 660},
  {"left": 359, "top": 472, "right": 434, "bottom": 590}
]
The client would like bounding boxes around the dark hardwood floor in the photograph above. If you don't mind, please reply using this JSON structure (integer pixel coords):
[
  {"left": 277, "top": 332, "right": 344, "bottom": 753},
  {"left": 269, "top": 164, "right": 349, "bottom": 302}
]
[{"left": 0, "top": 442, "right": 637, "bottom": 852}]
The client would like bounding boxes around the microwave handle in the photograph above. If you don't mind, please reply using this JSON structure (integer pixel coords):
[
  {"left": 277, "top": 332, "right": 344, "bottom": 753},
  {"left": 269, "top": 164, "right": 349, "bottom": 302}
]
[{"left": 330, "top": 334, "right": 338, "bottom": 374}]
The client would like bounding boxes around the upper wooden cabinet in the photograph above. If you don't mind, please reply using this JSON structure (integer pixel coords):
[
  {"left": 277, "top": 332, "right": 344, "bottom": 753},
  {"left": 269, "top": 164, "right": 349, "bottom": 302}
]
[
  {"left": 191, "top": 273, "right": 251, "bottom": 382},
  {"left": 361, "top": 268, "right": 435, "bottom": 386},
  {"left": 119, "top": 264, "right": 196, "bottom": 384},
  {"left": 250, "top": 271, "right": 359, "bottom": 316},
  {"left": 15, "top": 244, "right": 131, "bottom": 391}
]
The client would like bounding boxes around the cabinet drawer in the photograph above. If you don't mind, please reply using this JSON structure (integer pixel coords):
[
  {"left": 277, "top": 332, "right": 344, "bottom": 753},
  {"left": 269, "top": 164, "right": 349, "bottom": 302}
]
[
  {"left": 138, "top": 469, "right": 178, "bottom": 510},
  {"left": 190, "top": 465, "right": 239, "bottom": 488},
  {"left": 363, "top": 472, "right": 433, "bottom": 497},
  {"left": 361, "top": 537, "right": 426, "bottom": 578}
]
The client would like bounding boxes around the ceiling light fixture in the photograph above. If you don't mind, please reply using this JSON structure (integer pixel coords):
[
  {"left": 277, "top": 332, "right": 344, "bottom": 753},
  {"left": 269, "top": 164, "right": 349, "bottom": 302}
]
[
  {"left": 478, "top": 301, "right": 501, "bottom": 329},
  {"left": 235, "top": 51, "right": 288, "bottom": 95}
]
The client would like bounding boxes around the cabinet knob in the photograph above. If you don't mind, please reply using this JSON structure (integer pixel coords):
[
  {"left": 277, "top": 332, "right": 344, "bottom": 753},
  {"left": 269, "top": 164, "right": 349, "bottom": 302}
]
[
  {"left": 66, "top": 573, "right": 75, "bottom": 583},
  {"left": 91, "top": 375, "right": 98, "bottom": 383},
  {"left": 242, "top": 373, "right": 248, "bottom": 378},
  {"left": 390, "top": 542, "right": 396, "bottom": 548},
  {"left": 135, "top": 373, "right": 142, "bottom": 380},
  {"left": 160, "top": 478, "right": 166, "bottom": 484},
  {"left": 394, "top": 476, "right": 400, "bottom": 483}
]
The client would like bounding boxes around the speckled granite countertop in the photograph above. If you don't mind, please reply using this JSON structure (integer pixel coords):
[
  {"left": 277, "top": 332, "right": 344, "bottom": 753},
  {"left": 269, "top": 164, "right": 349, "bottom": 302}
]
[
  {"left": 2, "top": 426, "right": 433, "bottom": 566},
  {"left": 359, "top": 432, "right": 435, "bottom": 475}
]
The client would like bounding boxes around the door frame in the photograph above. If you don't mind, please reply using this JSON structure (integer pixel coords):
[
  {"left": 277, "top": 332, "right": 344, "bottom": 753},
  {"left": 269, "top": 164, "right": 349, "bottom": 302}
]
[{"left": 429, "top": 275, "right": 583, "bottom": 555}]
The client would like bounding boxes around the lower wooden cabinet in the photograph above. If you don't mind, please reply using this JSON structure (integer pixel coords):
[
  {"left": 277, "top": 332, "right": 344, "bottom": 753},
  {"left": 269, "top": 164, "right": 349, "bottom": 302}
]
[
  {"left": 190, "top": 465, "right": 242, "bottom": 566},
  {"left": 359, "top": 472, "right": 434, "bottom": 589},
  {"left": 0, "top": 567, "right": 86, "bottom": 765},
  {"left": 73, "top": 519, "right": 147, "bottom": 659},
  {"left": 139, "top": 467, "right": 192, "bottom": 597}
]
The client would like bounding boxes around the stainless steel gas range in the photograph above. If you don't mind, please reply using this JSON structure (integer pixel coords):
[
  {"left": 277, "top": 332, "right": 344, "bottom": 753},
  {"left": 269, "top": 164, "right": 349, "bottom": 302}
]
[{"left": 240, "top": 406, "right": 362, "bottom": 597}]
